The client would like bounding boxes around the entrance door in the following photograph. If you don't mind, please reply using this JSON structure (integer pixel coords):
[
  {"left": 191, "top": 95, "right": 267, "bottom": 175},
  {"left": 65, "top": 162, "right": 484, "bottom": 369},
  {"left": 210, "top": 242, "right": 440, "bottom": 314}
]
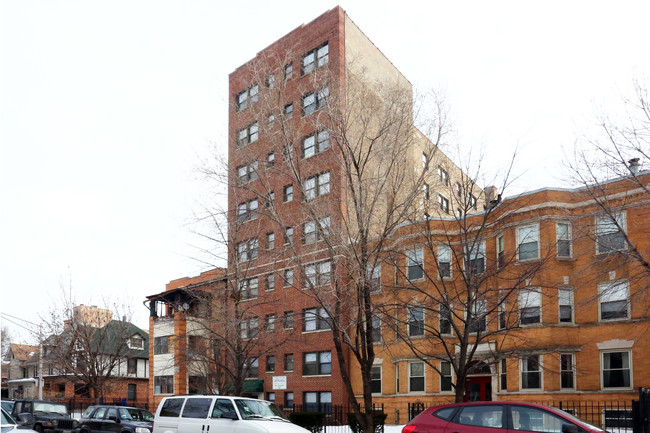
[{"left": 464, "top": 376, "right": 492, "bottom": 402}]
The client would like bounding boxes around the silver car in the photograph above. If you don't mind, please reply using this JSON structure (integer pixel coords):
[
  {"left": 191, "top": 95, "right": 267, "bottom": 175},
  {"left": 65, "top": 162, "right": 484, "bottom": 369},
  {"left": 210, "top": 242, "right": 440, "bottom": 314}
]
[{"left": 1, "top": 407, "right": 39, "bottom": 433}]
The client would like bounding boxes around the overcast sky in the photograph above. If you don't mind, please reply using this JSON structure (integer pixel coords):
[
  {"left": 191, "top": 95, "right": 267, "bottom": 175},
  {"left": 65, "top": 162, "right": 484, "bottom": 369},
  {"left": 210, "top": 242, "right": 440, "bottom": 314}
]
[{"left": 2, "top": 0, "right": 649, "bottom": 342}]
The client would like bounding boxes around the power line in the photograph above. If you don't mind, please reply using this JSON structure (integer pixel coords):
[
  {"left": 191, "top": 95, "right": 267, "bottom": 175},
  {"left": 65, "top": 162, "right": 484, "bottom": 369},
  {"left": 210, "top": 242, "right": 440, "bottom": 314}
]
[{"left": 0, "top": 311, "right": 40, "bottom": 327}]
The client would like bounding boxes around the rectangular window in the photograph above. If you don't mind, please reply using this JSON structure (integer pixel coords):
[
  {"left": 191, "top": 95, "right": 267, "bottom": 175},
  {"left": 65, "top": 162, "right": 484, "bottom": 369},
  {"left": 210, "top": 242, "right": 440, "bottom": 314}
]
[
  {"left": 599, "top": 281, "right": 629, "bottom": 320},
  {"left": 302, "top": 42, "right": 329, "bottom": 74},
  {"left": 284, "top": 391, "right": 294, "bottom": 409},
  {"left": 239, "top": 277, "right": 258, "bottom": 300},
  {"left": 284, "top": 62, "right": 293, "bottom": 79},
  {"left": 372, "top": 314, "right": 382, "bottom": 342},
  {"left": 519, "top": 288, "right": 541, "bottom": 325},
  {"left": 500, "top": 359, "right": 507, "bottom": 391},
  {"left": 236, "top": 84, "right": 258, "bottom": 110},
  {"left": 371, "top": 365, "right": 382, "bottom": 393},
  {"left": 407, "top": 248, "right": 424, "bottom": 280},
  {"left": 303, "top": 391, "right": 331, "bottom": 413},
  {"left": 517, "top": 224, "right": 540, "bottom": 260},
  {"left": 596, "top": 213, "right": 626, "bottom": 253},
  {"left": 127, "top": 383, "right": 137, "bottom": 400},
  {"left": 455, "top": 182, "right": 462, "bottom": 197},
  {"left": 266, "top": 232, "right": 275, "bottom": 249},
  {"left": 284, "top": 103, "right": 293, "bottom": 119},
  {"left": 266, "top": 152, "right": 275, "bottom": 167},
  {"left": 437, "top": 245, "right": 451, "bottom": 278},
  {"left": 303, "top": 307, "right": 330, "bottom": 331},
  {"left": 302, "top": 130, "right": 330, "bottom": 158},
  {"left": 284, "top": 227, "right": 294, "bottom": 244},
  {"left": 153, "top": 336, "right": 170, "bottom": 355},
  {"left": 468, "top": 194, "right": 477, "bottom": 209},
  {"left": 268, "top": 113, "right": 275, "bottom": 124},
  {"left": 465, "top": 241, "right": 485, "bottom": 275},
  {"left": 438, "top": 194, "right": 450, "bottom": 214},
  {"left": 303, "top": 351, "right": 332, "bottom": 375},
  {"left": 302, "top": 216, "right": 330, "bottom": 244},
  {"left": 437, "top": 166, "right": 449, "bottom": 186},
  {"left": 265, "top": 314, "right": 276, "bottom": 332},
  {"left": 236, "top": 238, "right": 258, "bottom": 262},
  {"left": 266, "top": 355, "right": 275, "bottom": 372},
  {"left": 302, "top": 85, "right": 329, "bottom": 115},
  {"left": 440, "top": 304, "right": 452, "bottom": 335},
  {"left": 304, "top": 261, "right": 332, "bottom": 287},
  {"left": 602, "top": 351, "right": 631, "bottom": 389},
  {"left": 422, "top": 183, "right": 430, "bottom": 201},
  {"left": 266, "top": 274, "right": 275, "bottom": 291},
  {"left": 440, "top": 361, "right": 453, "bottom": 392},
  {"left": 468, "top": 299, "right": 487, "bottom": 333},
  {"left": 304, "top": 171, "right": 330, "bottom": 199},
  {"left": 239, "top": 318, "right": 258, "bottom": 339},
  {"left": 556, "top": 222, "right": 572, "bottom": 258},
  {"left": 236, "top": 160, "right": 258, "bottom": 183},
  {"left": 520, "top": 355, "right": 542, "bottom": 389},
  {"left": 560, "top": 353, "right": 575, "bottom": 389},
  {"left": 127, "top": 358, "right": 137, "bottom": 375},
  {"left": 265, "top": 74, "right": 275, "bottom": 88},
  {"left": 246, "top": 358, "right": 259, "bottom": 378},
  {"left": 559, "top": 288, "right": 573, "bottom": 323},
  {"left": 283, "top": 311, "right": 294, "bottom": 329},
  {"left": 408, "top": 306, "right": 425, "bottom": 336},
  {"left": 497, "top": 234, "right": 505, "bottom": 268},
  {"left": 236, "top": 199, "right": 258, "bottom": 222},
  {"left": 284, "top": 354, "right": 294, "bottom": 371},
  {"left": 154, "top": 375, "right": 174, "bottom": 394},
  {"left": 409, "top": 362, "right": 425, "bottom": 392},
  {"left": 498, "top": 301, "right": 507, "bottom": 330},
  {"left": 236, "top": 122, "right": 259, "bottom": 146},
  {"left": 368, "top": 263, "right": 381, "bottom": 292},
  {"left": 283, "top": 185, "right": 293, "bottom": 202},
  {"left": 266, "top": 392, "right": 275, "bottom": 403},
  {"left": 283, "top": 268, "right": 294, "bottom": 286}
]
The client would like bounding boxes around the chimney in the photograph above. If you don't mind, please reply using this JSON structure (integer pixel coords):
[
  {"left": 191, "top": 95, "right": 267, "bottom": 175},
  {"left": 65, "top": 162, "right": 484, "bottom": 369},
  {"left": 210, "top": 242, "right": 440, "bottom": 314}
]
[{"left": 628, "top": 158, "right": 641, "bottom": 174}]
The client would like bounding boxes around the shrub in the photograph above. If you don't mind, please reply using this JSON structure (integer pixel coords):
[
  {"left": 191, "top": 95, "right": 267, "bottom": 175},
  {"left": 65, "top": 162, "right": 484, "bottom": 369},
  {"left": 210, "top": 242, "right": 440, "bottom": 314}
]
[
  {"left": 289, "top": 411, "right": 326, "bottom": 433},
  {"left": 347, "top": 412, "right": 388, "bottom": 433}
]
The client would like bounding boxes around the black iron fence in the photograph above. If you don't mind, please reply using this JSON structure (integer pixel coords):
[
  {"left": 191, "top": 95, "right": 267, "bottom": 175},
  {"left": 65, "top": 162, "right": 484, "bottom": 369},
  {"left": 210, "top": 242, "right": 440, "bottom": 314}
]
[{"left": 283, "top": 404, "right": 385, "bottom": 432}]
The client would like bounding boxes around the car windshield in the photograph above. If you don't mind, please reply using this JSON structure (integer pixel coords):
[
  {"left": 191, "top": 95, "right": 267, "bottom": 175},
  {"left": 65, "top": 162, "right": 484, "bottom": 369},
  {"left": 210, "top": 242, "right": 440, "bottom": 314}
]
[
  {"left": 557, "top": 409, "right": 606, "bottom": 432},
  {"left": 2, "top": 409, "right": 16, "bottom": 426},
  {"left": 33, "top": 402, "right": 68, "bottom": 415},
  {"left": 119, "top": 408, "right": 154, "bottom": 422},
  {"left": 234, "top": 400, "right": 287, "bottom": 421}
]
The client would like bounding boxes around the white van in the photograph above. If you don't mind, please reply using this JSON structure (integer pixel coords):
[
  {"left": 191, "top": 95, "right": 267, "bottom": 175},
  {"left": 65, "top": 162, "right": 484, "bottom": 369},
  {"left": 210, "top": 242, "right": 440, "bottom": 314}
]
[{"left": 152, "top": 395, "right": 310, "bottom": 433}]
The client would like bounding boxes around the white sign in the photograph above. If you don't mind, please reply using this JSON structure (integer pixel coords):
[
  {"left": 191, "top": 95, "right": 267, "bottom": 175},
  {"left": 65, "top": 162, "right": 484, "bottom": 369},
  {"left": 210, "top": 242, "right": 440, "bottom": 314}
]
[{"left": 272, "top": 376, "right": 287, "bottom": 390}]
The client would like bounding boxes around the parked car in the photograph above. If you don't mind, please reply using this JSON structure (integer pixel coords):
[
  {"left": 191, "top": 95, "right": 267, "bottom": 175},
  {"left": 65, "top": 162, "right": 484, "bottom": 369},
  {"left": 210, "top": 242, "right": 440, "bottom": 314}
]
[
  {"left": 11, "top": 399, "right": 78, "bottom": 433},
  {"left": 153, "top": 395, "right": 310, "bottom": 433},
  {"left": 402, "top": 401, "right": 606, "bottom": 433},
  {"left": 1, "top": 407, "right": 39, "bottom": 433},
  {"left": 76, "top": 405, "right": 153, "bottom": 433}
]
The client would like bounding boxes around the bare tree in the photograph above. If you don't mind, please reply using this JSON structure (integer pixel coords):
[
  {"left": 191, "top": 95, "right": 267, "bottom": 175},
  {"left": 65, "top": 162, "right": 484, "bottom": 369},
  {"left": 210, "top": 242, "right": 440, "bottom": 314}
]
[{"left": 1, "top": 324, "right": 11, "bottom": 360}]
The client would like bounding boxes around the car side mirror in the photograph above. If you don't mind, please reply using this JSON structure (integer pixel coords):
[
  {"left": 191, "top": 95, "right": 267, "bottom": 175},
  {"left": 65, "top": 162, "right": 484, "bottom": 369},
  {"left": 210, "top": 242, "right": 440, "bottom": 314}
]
[
  {"left": 18, "top": 413, "right": 35, "bottom": 425},
  {"left": 220, "top": 412, "right": 239, "bottom": 421},
  {"left": 562, "top": 423, "right": 578, "bottom": 433},
  {"left": 109, "top": 416, "right": 120, "bottom": 423}
]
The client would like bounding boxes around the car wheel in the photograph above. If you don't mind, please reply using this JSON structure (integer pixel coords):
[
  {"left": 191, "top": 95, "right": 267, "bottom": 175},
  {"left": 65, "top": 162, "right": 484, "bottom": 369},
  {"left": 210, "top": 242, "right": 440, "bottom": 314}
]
[{"left": 34, "top": 425, "right": 43, "bottom": 433}]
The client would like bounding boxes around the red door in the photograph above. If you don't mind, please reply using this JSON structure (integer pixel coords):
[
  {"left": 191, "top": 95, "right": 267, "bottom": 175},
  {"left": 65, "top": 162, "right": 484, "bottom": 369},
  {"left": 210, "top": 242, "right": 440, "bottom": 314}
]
[{"left": 464, "top": 376, "right": 492, "bottom": 402}]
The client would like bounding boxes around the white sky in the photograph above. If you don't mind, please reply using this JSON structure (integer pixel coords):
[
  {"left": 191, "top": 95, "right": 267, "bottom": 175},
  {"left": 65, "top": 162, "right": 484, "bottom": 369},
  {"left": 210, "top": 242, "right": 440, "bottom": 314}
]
[{"left": 2, "top": 0, "right": 649, "bottom": 342}]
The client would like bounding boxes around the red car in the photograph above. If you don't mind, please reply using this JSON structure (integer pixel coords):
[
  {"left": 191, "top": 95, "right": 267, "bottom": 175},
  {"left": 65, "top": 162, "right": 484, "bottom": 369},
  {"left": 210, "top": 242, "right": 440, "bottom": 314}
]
[{"left": 402, "top": 402, "right": 607, "bottom": 433}]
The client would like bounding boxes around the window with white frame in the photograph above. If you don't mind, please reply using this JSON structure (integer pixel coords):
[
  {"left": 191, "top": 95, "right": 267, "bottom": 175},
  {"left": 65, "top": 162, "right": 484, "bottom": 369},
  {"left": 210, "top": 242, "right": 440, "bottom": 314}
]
[
  {"left": 236, "top": 199, "right": 258, "bottom": 222},
  {"left": 237, "top": 238, "right": 258, "bottom": 262},
  {"left": 302, "top": 42, "right": 329, "bottom": 74},
  {"left": 517, "top": 224, "right": 540, "bottom": 260},
  {"left": 284, "top": 103, "right": 293, "bottom": 119},
  {"left": 265, "top": 74, "right": 275, "bottom": 88},
  {"left": 406, "top": 248, "right": 424, "bottom": 280},
  {"left": 439, "top": 304, "right": 452, "bottom": 335},
  {"left": 371, "top": 365, "right": 382, "bottom": 393},
  {"left": 265, "top": 314, "right": 276, "bottom": 332},
  {"left": 437, "top": 245, "right": 451, "bottom": 278},
  {"left": 409, "top": 362, "right": 425, "bottom": 392},
  {"left": 303, "top": 351, "right": 331, "bottom": 375},
  {"left": 303, "top": 130, "right": 329, "bottom": 158},
  {"left": 520, "top": 355, "right": 542, "bottom": 389},
  {"left": 128, "top": 335, "right": 144, "bottom": 350},
  {"left": 468, "top": 299, "right": 487, "bottom": 333},
  {"left": 601, "top": 350, "right": 631, "bottom": 389},
  {"left": 408, "top": 305, "right": 425, "bottom": 336},
  {"left": 560, "top": 353, "right": 575, "bottom": 389},
  {"left": 303, "top": 307, "right": 330, "bottom": 332},
  {"left": 284, "top": 226, "right": 294, "bottom": 244},
  {"left": 284, "top": 62, "right": 293, "bottom": 79},
  {"left": 369, "top": 263, "right": 381, "bottom": 292},
  {"left": 266, "top": 152, "right": 275, "bottom": 167},
  {"left": 303, "top": 216, "right": 330, "bottom": 244},
  {"left": 423, "top": 183, "right": 430, "bottom": 201},
  {"left": 519, "top": 288, "right": 541, "bottom": 325},
  {"left": 283, "top": 311, "right": 294, "bottom": 329},
  {"left": 266, "top": 232, "right": 275, "bottom": 249},
  {"left": 302, "top": 85, "right": 329, "bottom": 115},
  {"left": 599, "top": 280, "right": 629, "bottom": 320},
  {"left": 236, "top": 122, "right": 259, "bottom": 146},
  {"left": 438, "top": 194, "right": 450, "bottom": 214},
  {"left": 440, "top": 361, "right": 453, "bottom": 392},
  {"left": 304, "top": 261, "right": 332, "bottom": 287},
  {"left": 239, "top": 277, "right": 258, "bottom": 300},
  {"left": 437, "top": 166, "right": 449, "bottom": 186},
  {"left": 498, "top": 301, "right": 507, "bottom": 330},
  {"left": 500, "top": 358, "right": 507, "bottom": 391},
  {"left": 237, "top": 160, "right": 258, "bottom": 183},
  {"left": 266, "top": 274, "right": 275, "bottom": 291},
  {"left": 304, "top": 171, "right": 330, "bottom": 199},
  {"left": 371, "top": 314, "right": 381, "bottom": 342},
  {"left": 284, "top": 353, "right": 294, "bottom": 371},
  {"left": 303, "top": 391, "right": 331, "bottom": 412},
  {"left": 283, "top": 184, "right": 293, "bottom": 202},
  {"left": 596, "top": 213, "right": 626, "bottom": 253},
  {"left": 465, "top": 241, "right": 485, "bottom": 275},
  {"left": 556, "top": 222, "right": 572, "bottom": 258},
  {"left": 455, "top": 182, "right": 462, "bottom": 197},
  {"left": 240, "top": 318, "right": 259, "bottom": 339},
  {"left": 283, "top": 268, "right": 294, "bottom": 286},
  {"left": 236, "top": 85, "right": 258, "bottom": 110},
  {"left": 497, "top": 234, "right": 505, "bottom": 268},
  {"left": 153, "top": 336, "right": 170, "bottom": 355},
  {"left": 559, "top": 288, "right": 573, "bottom": 323}
]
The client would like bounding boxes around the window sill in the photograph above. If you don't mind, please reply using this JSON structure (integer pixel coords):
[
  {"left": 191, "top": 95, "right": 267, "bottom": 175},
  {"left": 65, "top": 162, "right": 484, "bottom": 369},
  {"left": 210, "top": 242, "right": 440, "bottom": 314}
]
[
  {"left": 302, "top": 374, "right": 332, "bottom": 378},
  {"left": 516, "top": 258, "right": 541, "bottom": 264},
  {"left": 556, "top": 256, "right": 575, "bottom": 261},
  {"left": 302, "top": 329, "right": 331, "bottom": 334},
  {"left": 598, "top": 317, "right": 630, "bottom": 323},
  {"left": 284, "top": 370, "right": 294, "bottom": 373},
  {"left": 601, "top": 386, "right": 633, "bottom": 391}
]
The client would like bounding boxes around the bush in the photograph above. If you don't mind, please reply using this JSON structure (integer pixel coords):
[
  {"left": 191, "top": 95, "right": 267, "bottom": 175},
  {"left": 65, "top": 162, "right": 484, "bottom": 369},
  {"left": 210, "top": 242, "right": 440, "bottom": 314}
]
[
  {"left": 347, "top": 412, "right": 388, "bottom": 433},
  {"left": 289, "top": 411, "right": 326, "bottom": 433}
]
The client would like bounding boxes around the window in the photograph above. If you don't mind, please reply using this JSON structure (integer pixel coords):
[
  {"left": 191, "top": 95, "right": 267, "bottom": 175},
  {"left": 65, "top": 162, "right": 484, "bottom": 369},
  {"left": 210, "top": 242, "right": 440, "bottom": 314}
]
[
  {"left": 240, "top": 318, "right": 258, "bottom": 339},
  {"left": 237, "top": 238, "right": 258, "bottom": 262},
  {"left": 268, "top": 113, "right": 275, "bottom": 124},
  {"left": 266, "top": 232, "right": 275, "bottom": 249},
  {"left": 437, "top": 166, "right": 449, "bottom": 186},
  {"left": 154, "top": 375, "right": 174, "bottom": 394},
  {"left": 236, "top": 122, "right": 259, "bottom": 146},
  {"left": 303, "top": 216, "right": 330, "bottom": 244},
  {"left": 246, "top": 358, "right": 259, "bottom": 378},
  {"left": 302, "top": 42, "right": 329, "bottom": 74},
  {"left": 284, "top": 392, "right": 294, "bottom": 409},
  {"left": 408, "top": 306, "right": 425, "bottom": 336},
  {"left": 283, "top": 185, "right": 293, "bottom": 202},
  {"left": 304, "top": 171, "right": 330, "bottom": 199},
  {"left": 266, "top": 392, "right": 275, "bottom": 403},
  {"left": 371, "top": 365, "right": 381, "bottom": 393},
  {"left": 265, "top": 74, "right": 275, "bottom": 88},
  {"left": 302, "top": 130, "right": 329, "bottom": 158},
  {"left": 438, "top": 194, "right": 450, "bottom": 214},
  {"left": 284, "top": 62, "right": 293, "bottom": 79},
  {"left": 284, "top": 353, "right": 294, "bottom": 371},
  {"left": 437, "top": 245, "right": 451, "bottom": 278},
  {"left": 559, "top": 288, "right": 573, "bottom": 323},
  {"left": 283, "top": 144, "right": 294, "bottom": 163},
  {"left": 455, "top": 182, "right": 462, "bottom": 197},
  {"left": 128, "top": 335, "right": 144, "bottom": 350},
  {"left": 599, "top": 280, "right": 629, "bottom": 320},
  {"left": 284, "top": 103, "right": 293, "bottom": 119},
  {"left": 303, "top": 391, "right": 331, "bottom": 413},
  {"left": 283, "top": 311, "right": 294, "bottom": 329},
  {"left": 439, "top": 304, "right": 452, "bottom": 335},
  {"left": 596, "top": 213, "right": 626, "bottom": 253},
  {"left": 465, "top": 241, "right": 485, "bottom": 275},
  {"left": 371, "top": 314, "right": 382, "bottom": 342},
  {"left": 266, "top": 274, "right": 275, "bottom": 291},
  {"left": 302, "top": 85, "right": 329, "bottom": 115},
  {"left": 497, "top": 234, "right": 505, "bottom": 268},
  {"left": 236, "top": 160, "right": 258, "bottom": 183},
  {"left": 264, "top": 191, "right": 274, "bottom": 208},
  {"left": 602, "top": 351, "right": 631, "bottom": 389},
  {"left": 236, "top": 85, "right": 258, "bottom": 110},
  {"left": 556, "top": 222, "right": 572, "bottom": 257},
  {"left": 127, "top": 383, "right": 136, "bottom": 400},
  {"left": 236, "top": 199, "right": 258, "bottom": 222},
  {"left": 303, "top": 351, "right": 332, "bottom": 375},
  {"left": 239, "top": 277, "right": 258, "bottom": 300},
  {"left": 304, "top": 261, "right": 332, "bottom": 287},
  {"left": 283, "top": 268, "right": 294, "bottom": 286},
  {"left": 153, "top": 336, "right": 170, "bottom": 355},
  {"left": 440, "top": 361, "right": 453, "bottom": 392},
  {"left": 517, "top": 224, "right": 539, "bottom": 260},
  {"left": 519, "top": 288, "right": 541, "bottom": 325},
  {"left": 406, "top": 248, "right": 424, "bottom": 280},
  {"left": 303, "top": 307, "right": 330, "bottom": 331},
  {"left": 266, "top": 152, "right": 275, "bottom": 167},
  {"left": 266, "top": 356, "right": 275, "bottom": 372},
  {"left": 560, "top": 353, "right": 575, "bottom": 389},
  {"left": 468, "top": 299, "right": 487, "bottom": 333},
  {"left": 182, "top": 397, "right": 212, "bottom": 418},
  {"left": 457, "top": 406, "right": 503, "bottom": 428},
  {"left": 409, "top": 361, "right": 425, "bottom": 392},
  {"left": 423, "top": 183, "right": 430, "bottom": 201},
  {"left": 187, "top": 335, "right": 202, "bottom": 357},
  {"left": 127, "top": 358, "right": 137, "bottom": 375},
  {"left": 468, "top": 194, "right": 477, "bottom": 209},
  {"left": 511, "top": 406, "right": 566, "bottom": 432},
  {"left": 500, "top": 359, "right": 507, "bottom": 391},
  {"left": 520, "top": 355, "right": 542, "bottom": 389},
  {"left": 265, "top": 314, "right": 276, "bottom": 332},
  {"left": 369, "top": 263, "right": 381, "bottom": 292},
  {"left": 498, "top": 301, "right": 507, "bottom": 330},
  {"left": 284, "top": 227, "right": 294, "bottom": 244}
]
